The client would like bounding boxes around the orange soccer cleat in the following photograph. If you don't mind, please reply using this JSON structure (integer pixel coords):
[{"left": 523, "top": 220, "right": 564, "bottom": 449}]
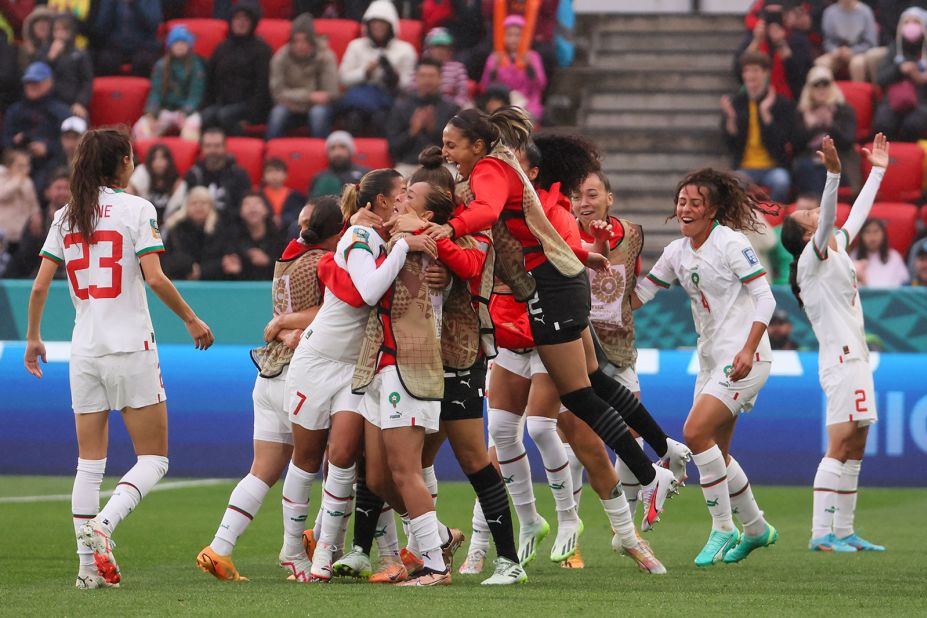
[{"left": 196, "top": 546, "right": 248, "bottom": 581}]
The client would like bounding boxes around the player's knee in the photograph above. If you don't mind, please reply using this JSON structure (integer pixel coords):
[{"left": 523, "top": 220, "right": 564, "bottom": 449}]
[
  {"left": 682, "top": 420, "right": 707, "bottom": 452},
  {"left": 525, "top": 415, "right": 557, "bottom": 444},
  {"left": 488, "top": 408, "right": 523, "bottom": 448},
  {"left": 326, "top": 444, "right": 358, "bottom": 470},
  {"left": 140, "top": 454, "right": 169, "bottom": 480},
  {"left": 291, "top": 450, "right": 323, "bottom": 474}
]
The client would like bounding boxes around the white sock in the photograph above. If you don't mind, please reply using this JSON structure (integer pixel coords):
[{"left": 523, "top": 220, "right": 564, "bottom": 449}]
[
  {"left": 211, "top": 474, "right": 270, "bottom": 555},
  {"left": 319, "top": 463, "right": 355, "bottom": 550},
  {"left": 526, "top": 416, "right": 577, "bottom": 523},
  {"left": 423, "top": 465, "right": 438, "bottom": 505},
  {"left": 563, "top": 442, "right": 584, "bottom": 511},
  {"left": 400, "top": 513, "right": 419, "bottom": 555},
  {"left": 468, "top": 498, "right": 491, "bottom": 554},
  {"left": 616, "top": 436, "right": 644, "bottom": 518},
  {"left": 72, "top": 458, "right": 106, "bottom": 567},
  {"left": 601, "top": 485, "right": 637, "bottom": 549},
  {"left": 834, "top": 459, "right": 861, "bottom": 539},
  {"left": 488, "top": 407, "right": 538, "bottom": 526},
  {"left": 812, "top": 457, "right": 842, "bottom": 539},
  {"left": 692, "top": 446, "right": 735, "bottom": 532},
  {"left": 410, "top": 511, "right": 444, "bottom": 572},
  {"left": 281, "top": 462, "right": 317, "bottom": 557},
  {"left": 726, "top": 457, "right": 766, "bottom": 537},
  {"left": 97, "top": 455, "right": 168, "bottom": 535},
  {"left": 374, "top": 506, "right": 400, "bottom": 557},
  {"left": 313, "top": 503, "right": 323, "bottom": 540}
]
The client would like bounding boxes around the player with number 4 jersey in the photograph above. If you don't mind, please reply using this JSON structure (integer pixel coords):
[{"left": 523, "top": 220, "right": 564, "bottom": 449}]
[{"left": 25, "top": 128, "right": 214, "bottom": 590}]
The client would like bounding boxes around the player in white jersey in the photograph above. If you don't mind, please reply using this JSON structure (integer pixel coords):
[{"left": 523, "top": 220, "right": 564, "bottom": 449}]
[
  {"left": 24, "top": 129, "right": 214, "bottom": 589},
  {"left": 633, "top": 169, "right": 778, "bottom": 567},
  {"left": 780, "top": 134, "right": 888, "bottom": 553},
  {"left": 196, "top": 197, "right": 343, "bottom": 582}
]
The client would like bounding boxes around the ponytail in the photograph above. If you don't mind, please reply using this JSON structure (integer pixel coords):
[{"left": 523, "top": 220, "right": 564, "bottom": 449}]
[
  {"left": 339, "top": 168, "right": 403, "bottom": 220},
  {"left": 488, "top": 105, "right": 533, "bottom": 151},
  {"left": 780, "top": 215, "right": 808, "bottom": 309},
  {"left": 301, "top": 195, "right": 343, "bottom": 245},
  {"left": 68, "top": 128, "right": 131, "bottom": 241}
]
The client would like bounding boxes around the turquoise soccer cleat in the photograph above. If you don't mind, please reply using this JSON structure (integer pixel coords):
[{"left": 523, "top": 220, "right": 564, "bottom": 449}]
[
  {"left": 724, "top": 524, "right": 778, "bottom": 563},
  {"left": 838, "top": 533, "right": 885, "bottom": 552},
  {"left": 694, "top": 529, "right": 739, "bottom": 567},
  {"left": 809, "top": 533, "right": 857, "bottom": 553}
]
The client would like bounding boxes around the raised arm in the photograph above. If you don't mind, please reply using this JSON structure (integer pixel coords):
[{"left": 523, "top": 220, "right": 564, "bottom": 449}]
[
  {"left": 843, "top": 133, "right": 889, "bottom": 246},
  {"left": 814, "top": 135, "right": 841, "bottom": 255}
]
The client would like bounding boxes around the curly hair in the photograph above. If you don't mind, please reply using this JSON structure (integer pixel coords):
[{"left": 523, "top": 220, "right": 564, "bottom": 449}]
[
  {"left": 671, "top": 168, "right": 779, "bottom": 234},
  {"left": 532, "top": 133, "right": 601, "bottom": 196}
]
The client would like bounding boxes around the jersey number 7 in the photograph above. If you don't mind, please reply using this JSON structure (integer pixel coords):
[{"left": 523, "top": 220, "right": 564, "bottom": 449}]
[{"left": 64, "top": 231, "right": 123, "bottom": 300}]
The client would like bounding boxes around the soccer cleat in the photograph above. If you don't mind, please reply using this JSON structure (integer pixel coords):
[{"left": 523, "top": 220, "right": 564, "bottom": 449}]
[
  {"left": 395, "top": 566, "right": 451, "bottom": 586},
  {"left": 196, "top": 546, "right": 247, "bottom": 582},
  {"left": 369, "top": 555, "right": 408, "bottom": 583},
  {"left": 550, "top": 517, "right": 583, "bottom": 563},
  {"left": 640, "top": 465, "right": 679, "bottom": 531},
  {"left": 309, "top": 544, "right": 333, "bottom": 582},
  {"left": 809, "top": 533, "right": 857, "bottom": 553},
  {"left": 78, "top": 520, "right": 121, "bottom": 585},
  {"left": 400, "top": 547, "right": 424, "bottom": 575},
  {"left": 724, "top": 524, "right": 778, "bottom": 563},
  {"left": 481, "top": 557, "right": 528, "bottom": 585},
  {"left": 517, "top": 515, "right": 550, "bottom": 566},
  {"left": 838, "top": 533, "right": 885, "bottom": 552},
  {"left": 75, "top": 566, "right": 118, "bottom": 589},
  {"left": 620, "top": 538, "right": 667, "bottom": 575},
  {"left": 301, "top": 529, "right": 316, "bottom": 560},
  {"left": 694, "top": 529, "right": 739, "bottom": 566},
  {"left": 459, "top": 548, "right": 487, "bottom": 574},
  {"left": 278, "top": 549, "right": 312, "bottom": 582},
  {"left": 560, "top": 545, "right": 585, "bottom": 569},
  {"left": 441, "top": 528, "right": 466, "bottom": 569},
  {"left": 332, "top": 545, "right": 373, "bottom": 578},
  {"left": 660, "top": 438, "right": 692, "bottom": 485}
]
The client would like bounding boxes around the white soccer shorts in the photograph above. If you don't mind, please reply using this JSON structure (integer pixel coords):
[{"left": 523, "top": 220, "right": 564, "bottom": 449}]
[
  {"left": 70, "top": 350, "right": 166, "bottom": 414},
  {"left": 286, "top": 354, "right": 363, "bottom": 431},
  {"left": 252, "top": 367, "right": 294, "bottom": 444},
  {"left": 492, "top": 348, "right": 548, "bottom": 380},
  {"left": 361, "top": 365, "right": 440, "bottom": 433},
  {"left": 695, "top": 360, "right": 771, "bottom": 415},
  {"left": 821, "top": 359, "right": 878, "bottom": 427}
]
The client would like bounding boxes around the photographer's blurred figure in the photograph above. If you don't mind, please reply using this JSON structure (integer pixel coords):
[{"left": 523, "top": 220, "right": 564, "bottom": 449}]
[{"left": 768, "top": 309, "right": 800, "bottom": 350}]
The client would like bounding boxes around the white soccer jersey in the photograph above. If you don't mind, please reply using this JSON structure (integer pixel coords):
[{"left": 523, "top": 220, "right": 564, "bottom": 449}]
[
  {"left": 644, "top": 222, "right": 772, "bottom": 370},
  {"left": 40, "top": 188, "right": 164, "bottom": 357},
  {"left": 797, "top": 228, "right": 868, "bottom": 371}
]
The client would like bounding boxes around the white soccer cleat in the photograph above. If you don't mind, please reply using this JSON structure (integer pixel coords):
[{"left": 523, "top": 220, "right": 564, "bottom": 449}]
[
  {"left": 75, "top": 566, "right": 118, "bottom": 589},
  {"left": 640, "top": 465, "right": 679, "bottom": 532},
  {"left": 78, "top": 519, "right": 121, "bottom": 585},
  {"left": 615, "top": 536, "right": 667, "bottom": 574},
  {"left": 660, "top": 438, "right": 692, "bottom": 485},
  {"left": 480, "top": 557, "right": 527, "bottom": 585},
  {"left": 517, "top": 515, "right": 550, "bottom": 566},
  {"left": 278, "top": 549, "right": 313, "bottom": 582},
  {"left": 549, "top": 516, "right": 583, "bottom": 563},
  {"left": 458, "top": 549, "right": 486, "bottom": 575},
  {"left": 332, "top": 545, "right": 373, "bottom": 578},
  {"left": 309, "top": 544, "right": 333, "bottom": 582}
]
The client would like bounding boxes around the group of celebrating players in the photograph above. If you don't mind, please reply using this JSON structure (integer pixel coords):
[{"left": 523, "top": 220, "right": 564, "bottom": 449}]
[{"left": 23, "top": 106, "right": 887, "bottom": 591}]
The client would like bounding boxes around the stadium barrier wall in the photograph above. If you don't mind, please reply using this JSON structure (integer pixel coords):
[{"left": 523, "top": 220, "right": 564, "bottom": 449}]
[{"left": 1, "top": 342, "right": 925, "bottom": 486}]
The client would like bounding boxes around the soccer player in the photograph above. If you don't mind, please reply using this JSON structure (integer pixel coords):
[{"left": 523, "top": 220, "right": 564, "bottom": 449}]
[
  {"left": 24, "top": 128, "right": 214, "bottom": 589},
  {"left": 196, "top": 197, "right": 344, "bottom": 582},
  {"left": 780, "top": 134, "right": 888, "bottom": 553},
  {"left": 632, "top": 169, "right": 778, "bottom": 566}
]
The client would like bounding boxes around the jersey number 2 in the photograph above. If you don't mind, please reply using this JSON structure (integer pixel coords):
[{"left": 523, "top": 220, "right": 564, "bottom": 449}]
[
  {"left": 854, "top": 390, "right": 868, "bottom": 413},
  {"left": 64, "top": 231, "right": 123, "bottom": 300}
]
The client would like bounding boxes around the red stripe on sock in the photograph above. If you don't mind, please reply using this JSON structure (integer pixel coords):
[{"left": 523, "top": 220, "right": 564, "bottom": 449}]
[
  {"left": 546, "top": 461, "right": 569, "bottom": 473},
  {"left": 227, "top": 504, "right": 254, "bottom": 520},
  {"left": 701, "top": 475, "right": 727, "bottom": 489},
  {"left": 498, "top": 451, "right": 527, "bottom": 465},
  {"left": 117, "top": 481, "right": 141, "bottom": 497},
  {"left": 322, "top": 488, "right": 353, "bottom": 501},
  {"left": 729, "top": 483, "right": 750, "bottom": 498}
]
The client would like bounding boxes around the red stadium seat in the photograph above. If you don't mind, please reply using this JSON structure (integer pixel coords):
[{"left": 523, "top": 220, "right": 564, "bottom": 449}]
[
  {"left": 836, "top": 81, "right": 878, "bottom": 142},
  {"left": 260, "top": 0, "right": 293, "bottom": 19},
  {"left": 256, "top": 18, "right": 291, "bottom": 52},
  {"left": 861, "top": 141, "right": 924, "bottom": 202},
  {"left": 399, "top": 19, "right": 424, "bottom": 54},
  {"left": 90, "top": 77, "right": 151, "bottom": 128},
  {"left": 870, "top": 202, "right": 919, "bottom": 256},
  {"left": 921, "top": 204, "right": 927, "bottom": 227},
  {"left": 182, "top": 0, "right": 215, "bottom": 18},
  {"left": 165, "top": 19, "right": 228, "bottom": 58},
  {"left": 315, "top": 19, "right": 361, "bottom": 63},
  {"left": 265, "top": 138, "right": 328, "bottom": 192},
  {"left": 353, "top": 138, "right": 393, "bottom": 170},
  {"left": 133, "top": 137, "right": 200, "bottom": 176},
  {"left": 226, "top": 137, "right": 266, "bottom": 187}
]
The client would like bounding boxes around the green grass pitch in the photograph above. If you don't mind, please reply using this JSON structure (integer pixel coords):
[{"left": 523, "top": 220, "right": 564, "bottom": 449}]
[{"left": 0, "top": 476, "right": 924, "bottom": 616}]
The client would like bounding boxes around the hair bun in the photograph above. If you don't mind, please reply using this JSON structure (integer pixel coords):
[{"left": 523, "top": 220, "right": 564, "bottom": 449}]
[
  {"left": 417, "top": 146, "right": 444, "bottom": 170},
  {"left": 301, "top": 229, "right": 320, "bottom": 244}
]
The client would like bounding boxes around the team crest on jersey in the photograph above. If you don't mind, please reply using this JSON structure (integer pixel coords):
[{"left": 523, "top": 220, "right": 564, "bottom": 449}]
[
  {"left": 352, "top": 228, "right": 370, "bottom": 244},
  {"left": 388, "top": 391, "right": 401, "bottom": 408},
  {"left": 690, "top": 272, "right": 700, "bottom": 287},
  {"left": 150, "top": 219, "right": 161, "bottom": 240},
  {"left": 742, "top": 247, "right": 759, "bottom": 266}
]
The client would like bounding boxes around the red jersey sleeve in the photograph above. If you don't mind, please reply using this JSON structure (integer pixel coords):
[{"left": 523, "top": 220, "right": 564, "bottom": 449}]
[
  {"left": 449, "top": 158, "right": 511, "bottom": 238},
  {"left": 436, "top": 236, "right": 489, "bottom": 280},
  {"left": 545, "top": 192, "right": 589, "bottom": 264}
]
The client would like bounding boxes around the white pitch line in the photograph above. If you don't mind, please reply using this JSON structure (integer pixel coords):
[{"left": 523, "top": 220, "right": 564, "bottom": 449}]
[{"left": 0, "top": 478, "right": 230, "bottom": 504}]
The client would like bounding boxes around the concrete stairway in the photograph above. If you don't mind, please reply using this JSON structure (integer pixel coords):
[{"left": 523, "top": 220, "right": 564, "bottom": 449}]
[{"left": 547, "top": 13, "right": 745, "bottom": 265}]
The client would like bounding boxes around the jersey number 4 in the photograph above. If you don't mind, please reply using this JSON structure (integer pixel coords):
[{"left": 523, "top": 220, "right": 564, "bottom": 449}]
[{"left": 64, "top": 231, "right": 123, "bottom": 300}]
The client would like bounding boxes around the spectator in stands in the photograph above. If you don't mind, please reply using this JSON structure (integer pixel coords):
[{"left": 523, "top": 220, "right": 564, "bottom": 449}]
[
  {"left": 815, "top": 0, "right": 877, "bottom": 82},
  {"left": 91, "top": 0, "right": 162, "bottom": 77},
  {"left": 133, "top": 25, "right": 206, "bottom": 143},
  {"left": 47, "top": 114, "right": 84, "bottom": 175},
  {"left": 0, "top": 148, "right": 39, "bottom": 255},
  {"left": 853, "top": 218, "right": 910, "bottom": 288},
  {"left": 1, "top": 62, "right": 70, "bottom": 186},
  {"left": 308, "top": 130, "right": 370, "bottom": 197},
  {"left": 387, "top": 58, "right": 459, "bottom": 174},
  {"left": 162, "top": 186, "right": 227, "bottom": 280},
  {"left": 260, "top": 158, "right": 305, "bottom": 233},
  {"left": 722, "top": 51, "right": 795, "bottom": 203},
  {"left": 768, "top": 309, "right": 800, "bottom": 350},
  {"left": 909, "top": 241, "right": 927, "bottom": 286},
  {"left": 792, "top": 65, "right": 857, "bottom": 195},
  {"left": 37, "top": 14, "right": 91, "bottom": 119},
  {"left": 128, "top": 144, "right": 188, "bottom": 225},
  {"left": 46, "top": 0, "right": 96, "bottom": 47},
  {"left": 0, "top": 31, "right": 20, "bottom": 116},
  {"left": 17, "top": 6, "right": 52, "bottom": 70},
  {"left": 733, "top": 2, "right": 812, "bottom": 100},
  {"left": 480, "top": 15, "right": 546, "bottom": 120},
  {"left": 413, "top": 27, "right": 471, "bottom": 109},
  {"left": 184, "top": 128, "right": 253, "bottom": 223},
  {"left": 266, "top": 13, "right": 339, "bottom": 139},
  {"left": 477, "top": 81, "right": 511, "bottom": 113},
  {"left": 476, "top": 0, "right": 558, "bottom": 81},
  {"left": 237, "top": 193, "right": 285, "bottom": 280},
  {"left": 337, "top": 0, "right": 418, "bottom": 136},
  {"left": 202, "top": 0, "right": 272, "bottom": 136},
  {"left": 872, "top": 8, "right": 927, "bottom": 143},
  {"left": 3, "top": 166, "right": 69, "bottom": 279}
]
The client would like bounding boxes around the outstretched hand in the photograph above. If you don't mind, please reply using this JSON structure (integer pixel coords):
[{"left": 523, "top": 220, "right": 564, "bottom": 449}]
[
  {"left": 815, "top": 135, "right": 841, "bottom": 174},
  {"left": 863, "top": 132, "right": 890, "bottom": 169}
]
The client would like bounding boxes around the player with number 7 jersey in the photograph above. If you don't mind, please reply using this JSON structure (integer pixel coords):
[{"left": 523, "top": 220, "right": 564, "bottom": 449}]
[{"left": 24, "top": 128, "right": 214, "bottom": 590}]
